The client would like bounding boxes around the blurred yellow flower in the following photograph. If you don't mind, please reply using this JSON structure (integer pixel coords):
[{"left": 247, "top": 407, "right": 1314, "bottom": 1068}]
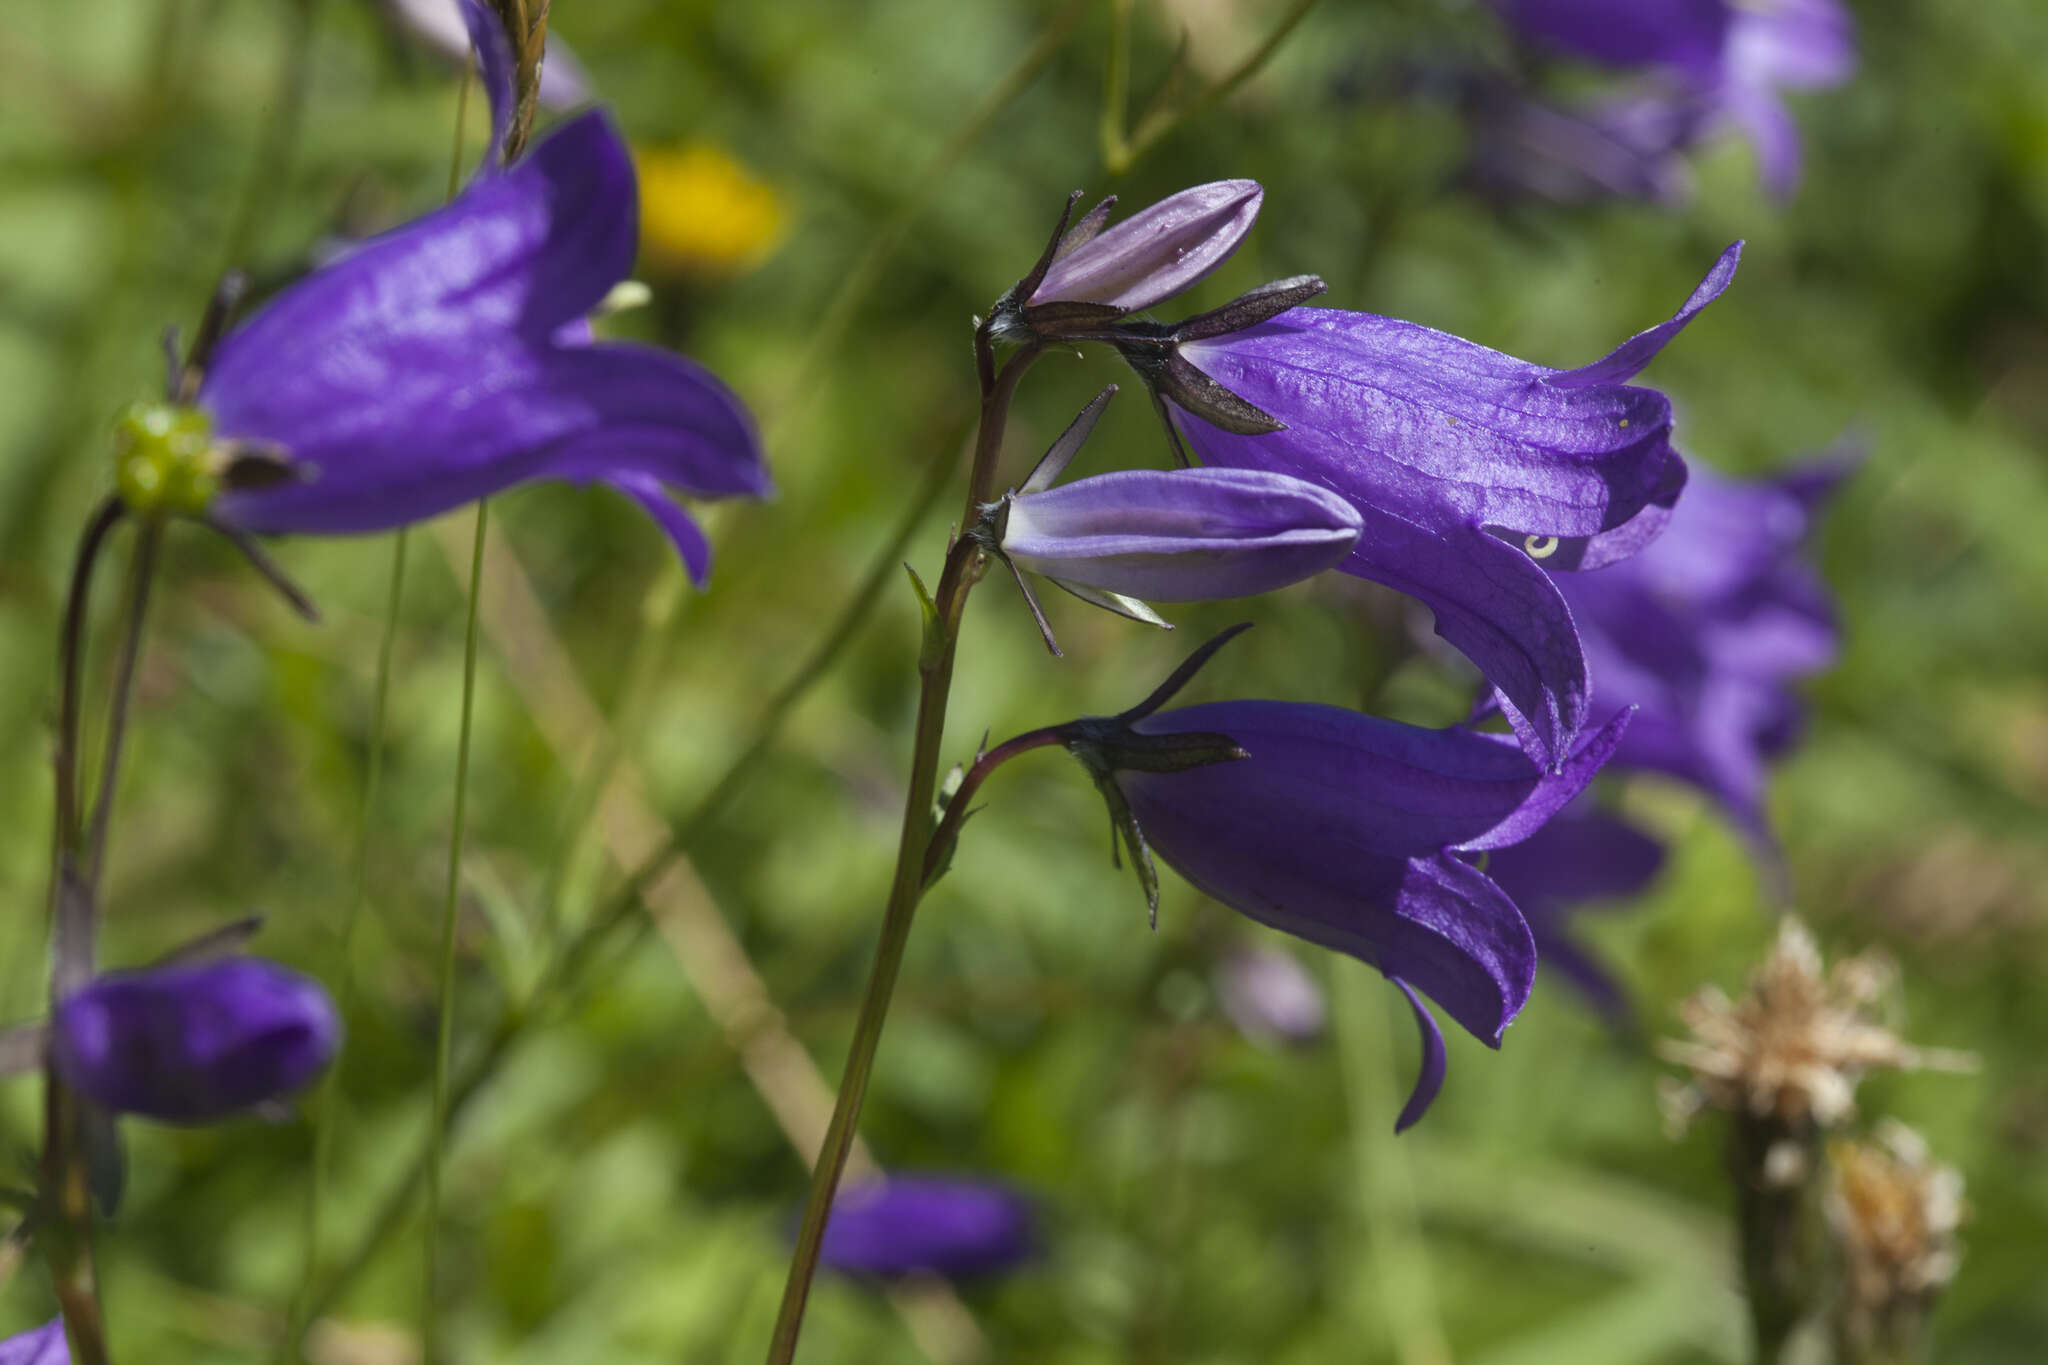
[{"left": 635, "top": 141, "right": 786, "bottom": 276}]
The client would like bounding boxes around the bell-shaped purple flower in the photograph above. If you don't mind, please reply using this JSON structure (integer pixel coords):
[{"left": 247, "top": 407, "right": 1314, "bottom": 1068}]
[
  {"left": 817, "top": 1176, "right": 1037, "bottom": 1279},
  {"left": 1557, "top": 458, "right": 1844, "bottom": 848},
  {"left": 0, "top": 1321, "right": 66, "bottom": 1365},
  {"left": 1484, "top": 802, "right": 1666, "bottom": 1021},
  {"left": 52, "top": 958, "right": 339, "bottom": 1124},
  {"left": 1115, "top": 701, "right": 1628, "bottom": 1128},
  {"left": 193, "top": 5, "right": 767, "bottom": 583},
  {"left": 1164, "top": 243, "right": 1740, "bottom": 766},
  {"left": 1492, "top": 0, "right": 1854, "bottom": 196},
  {"left": 1464, "top": 84, "right": 1700, "bottom": 208}
]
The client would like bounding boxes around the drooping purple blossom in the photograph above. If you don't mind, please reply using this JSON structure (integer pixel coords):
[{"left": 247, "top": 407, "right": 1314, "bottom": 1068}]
[
  {"left": 52, "top": 958, "right": 339, "bottom": 1124},
  {"left": 1215, "top": 945, "right": 1327, "bottom": 1047},
  {"left": 817, "top": 1176, "right": 1037, "bottom": 1279},
  {"left": 1556, "top": 457, "right": 1845, "bottom": 848},
  {"left": 1462, "top": 82, "right": 1699, "bottom": 208},
  {"left": 1114, "top": 701, "right": 1629, "bottom": 1128},
  {"left": 0, "top": 1321, "right": 66, "bottom": 1365},
  {"left": 191, "top": 3, "right": 767, "bottom": 583},
  {"left": 1492, "top": 0, "right": 1855, "bottom": 196},
  {"left": 1164, "top": 244, "right": 1740, "bottom": 766}
]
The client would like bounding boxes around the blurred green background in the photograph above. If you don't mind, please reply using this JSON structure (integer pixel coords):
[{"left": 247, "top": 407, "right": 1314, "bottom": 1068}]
[{"left": 3, "top": 0, "right": 2047, "bottom": 1359}]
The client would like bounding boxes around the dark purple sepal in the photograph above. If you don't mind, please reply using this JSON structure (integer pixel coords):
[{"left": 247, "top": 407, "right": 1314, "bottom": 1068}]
[
  {"left": 53, "top": 958, "right": 340, "bottom": 1125},
  {"left": 816, "top": 1175, "right": 1038, "bottom": 1280},
  {"left": 1391, "top": 979, "right": 1448, "bottom": 1132}
]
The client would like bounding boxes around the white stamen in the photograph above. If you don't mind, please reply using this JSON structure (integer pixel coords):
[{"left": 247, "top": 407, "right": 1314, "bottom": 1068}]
[{"left": 1523, "top": 534, "right": 1560, "bottom": 560}]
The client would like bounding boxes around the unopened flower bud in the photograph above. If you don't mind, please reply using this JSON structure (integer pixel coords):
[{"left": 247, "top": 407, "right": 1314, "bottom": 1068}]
[{"left": 54, "top": 958, "right": 340, "bottom": 1124}]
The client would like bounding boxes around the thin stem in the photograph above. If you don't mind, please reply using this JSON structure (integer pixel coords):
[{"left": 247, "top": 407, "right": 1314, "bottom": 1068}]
[
  {"left": 218, "top": 0, "right": 320, "bottom": 273},
  {"left": 1110, "top": 0, "right": 1323, "bottom": 174},
  {"left": 1100, "top": 0, "right": 1133, "bottom": 170},
  {"left": 84, "top": 517, "right": 165, "bottom": 908},
  {"left": 286, "top": 529, "right": 408, "bottom": 1359},
  {"left": 765, "top": 348, "right": 1040, "bottom": 1364},
  {"left": 919, "top": 725, "right": 1067, "bottom": 887},
  {"left": 425, "top": 505, "right": 487, "bottom": 1363},
  {"left": 291, "top": 426, "right": 959, "bottom": 1329},
  {"left": 51, "top": 501, "right": 126, "bottom": 868}
]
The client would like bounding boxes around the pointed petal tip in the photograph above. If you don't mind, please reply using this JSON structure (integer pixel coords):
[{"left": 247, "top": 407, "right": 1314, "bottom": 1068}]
[{"left": 1391, "top": 978, "right": 1449, "bottom": 1133}]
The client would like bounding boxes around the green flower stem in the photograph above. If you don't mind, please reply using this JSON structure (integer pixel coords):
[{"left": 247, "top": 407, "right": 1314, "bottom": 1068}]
[
  {"left": 425, "top": 502, "right": 488, "bottom": 1364},
  {"left": 1101, "top": 0, "right": 1323, "bottom": 175},
  {"left": 764, "top": 342, "right": 1040, "bottom": 1365},
  {"left": 285, "top": 528, "right": 408, "bottom": 1362},
  {"left": 289, "top": 423, "right": 960, "bottom": 1335}
]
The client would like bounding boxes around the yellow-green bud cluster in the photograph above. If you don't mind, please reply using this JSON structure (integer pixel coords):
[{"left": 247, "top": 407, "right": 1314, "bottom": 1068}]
[{"left": 115, "top": 403, "right": 220, "bottom": 516}]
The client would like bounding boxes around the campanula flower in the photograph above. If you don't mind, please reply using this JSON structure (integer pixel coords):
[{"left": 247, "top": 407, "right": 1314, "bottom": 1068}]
[
  {"left": 1484, "top": 802, "right": 1666, "bottom": 1020},
  {"left": 1463, "top": 83, "right": 1698, "bottom": 208},
  {"left": 1557, "top": 458, "right": 1844, "bottom": 849},
  {"left": 817, "top": 1176, "right": 1037, "bottom": 1279},
  {"left": 1215, "top": 945, "right": 1327, "bottom": 1047},
  {"left": 52, "top": 958, "right": 339, "bottom": 1124},
  {"left": 1162, "top": 244, "right": 1740, "bottom": 766},
  {"left": 991, "top": 181, "right": 1264, "bottom": 346},
  {"left": 150, "top": 2, "right": 767, "bottom": 583},
  {"left": 0, "top": 1321, "right": 65, "bottom": 1365},
  {"left": 1493, "top": 0, "right": 1854, "bottom": 195},
  {"left": 1106, "top": 700, "right": 1629, "bottom": 1128}
]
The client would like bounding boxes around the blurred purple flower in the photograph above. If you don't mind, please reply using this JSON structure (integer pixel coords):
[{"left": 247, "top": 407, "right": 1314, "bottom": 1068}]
[
  {"left": 0, "top": 1321, "right": 65, "bottom": 1365},
  {"left": 1560, "top": 458, "right": 1845, "bottom": 849},
  {"left": 1165, "top": 244, "right": 1739, "bottom": 766},
  {"left": 1117, "top": 701, "right": 1629, "bottom": 1128},
  {"left": 53, "top": 958, "right": 339, "bottom": 1124},
  {"left": 1484, "top": 802, "right": 1666, "bottom": 1020},
  {"left": 817, "top": 1176, "right": 1037, "bottom": 1279},
  {"left": 381, "top": 0, "right": 593, "bottom": 109},
  {"left": 1215, "top": 946, "right": 1326, "bottom": 1047},
  {"left": 1492, "top": 0, "right": 1855, "bottom": 196},
  {"left": 1464, "top": 83, "right": 1699, "bottom": 208},
  {"left": 195, "top": 4, "right": 767, "bottom": 583}
]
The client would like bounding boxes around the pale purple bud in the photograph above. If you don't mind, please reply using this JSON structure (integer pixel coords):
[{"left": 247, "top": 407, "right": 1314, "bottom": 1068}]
[
  {"left": 53, "top": 958, "right": 340, "bottom": 1124},
  {"left": 1031, "top": 180, "right": 1263, "bottom": 315},
  {"left": 999, "top": 466, "right": 1363, "bottom": 607}
]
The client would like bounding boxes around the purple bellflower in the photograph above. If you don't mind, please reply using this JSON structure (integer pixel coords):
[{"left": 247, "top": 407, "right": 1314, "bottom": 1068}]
[
  {"left": 1483, "top": 801, "right": 1666, "bottom": 1020},
  {"left": 1103, "top": 699, "right": 1629, "bottom": 1129},
  {"left": 980, "top": 388, "right": 1362, "bottom": 644},
  {"left": 149, "top": 1, "right": 766, "bottom": 583},
  {"left": 1554, "top": 457, "right": 1845, "bottom": 848},
  {"left": 1493, "top": 0, "right": 1854, "bottom": 196},
  {"left": 52, "top": 958, "right": 339, "bottom": 1124},
  {"left": 1215, "top": 945, "right": 1327, "bottom": 1047},
  {"left": 817, "top": 1176, "right": 1038, "bottom": 1279},
  {"left": 1156, "top": 244, "right": 1740, "bottom": 767},
  {"left": 0, "top": 1321, "right": 65, "bottom": 1365},
  {"left": 990, "top": 181, "right": 1264, "bottom": 345},
  {"left": 1463, "top": 83, "right": 1699, "bottom": 208}
]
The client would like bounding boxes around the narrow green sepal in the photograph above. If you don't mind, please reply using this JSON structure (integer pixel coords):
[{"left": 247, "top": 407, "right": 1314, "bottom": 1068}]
[{"left": 905, "top": 563, "right": 946, "bottom": 669}]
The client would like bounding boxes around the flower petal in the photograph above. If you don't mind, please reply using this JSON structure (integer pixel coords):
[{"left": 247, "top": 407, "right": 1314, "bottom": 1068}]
[
  {"left": 817, "top": 1176, "right": 1037, "bottom": 1279},
  {"left": 1391, "top": 977, "right": 1448, "bottom": 1132},
  {"left": 0, "top": 1319, "right": 67, "bottom": 1365},
  {"left": 605, "top": 470, "right": 714, "bottom": 585},
  {"left": 1551, "top": 240, "right": 1742, "bottom": 389},
  {"left": 1345, "top": 503, "right": 1589, "bottom": 767},
  {"left": 456, "top": 0, "right": 515, "bottom": 168},
  {"left": 202, "top": 108, "right": 636, "bottom": 401}
]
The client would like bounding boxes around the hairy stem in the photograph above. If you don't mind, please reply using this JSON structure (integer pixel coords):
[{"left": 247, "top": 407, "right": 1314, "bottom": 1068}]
[{"left": 764, "top": 346, "right": 1039, "bottom": 1363}]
